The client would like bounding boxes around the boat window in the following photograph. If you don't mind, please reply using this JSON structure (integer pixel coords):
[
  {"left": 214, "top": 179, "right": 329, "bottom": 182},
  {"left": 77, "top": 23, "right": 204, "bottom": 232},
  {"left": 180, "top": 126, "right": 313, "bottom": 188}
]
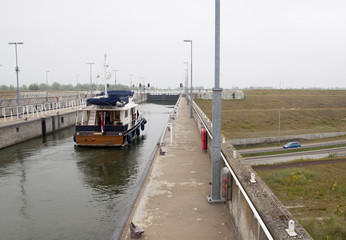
[
  {"left": 125, "top": 109, "right": 128, "bottom": 118},
  {"left": 114, "top": 111, "right": 120, "bottom": 121}
]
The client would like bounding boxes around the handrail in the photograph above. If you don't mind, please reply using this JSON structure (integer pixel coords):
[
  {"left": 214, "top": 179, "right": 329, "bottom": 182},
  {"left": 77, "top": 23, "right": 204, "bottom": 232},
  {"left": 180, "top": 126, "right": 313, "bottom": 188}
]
[
  {"left": 192, "top": 99, "right": 274, "bottom": 240},
  {"left": 0, "top": 99, "right": 86, "bottom": 119},
  {"left": 159, "top": 123, "right": 173, "bottom": 147},
  {"left": 159, "top": 95, "right": 182, "bottom": 146}
]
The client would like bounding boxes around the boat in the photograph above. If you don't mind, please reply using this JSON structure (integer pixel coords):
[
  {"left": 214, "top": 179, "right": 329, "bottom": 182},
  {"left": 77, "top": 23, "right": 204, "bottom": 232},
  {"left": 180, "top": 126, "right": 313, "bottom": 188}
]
[{"left": 73, "top": 55, "right": 147, "bottom": 147}]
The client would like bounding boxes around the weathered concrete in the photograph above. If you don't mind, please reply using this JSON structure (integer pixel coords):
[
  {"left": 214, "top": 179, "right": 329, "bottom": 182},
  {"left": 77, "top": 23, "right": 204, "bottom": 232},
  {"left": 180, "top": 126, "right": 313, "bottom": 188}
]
[
  {"left": 0, "top": 109, "right": 80, "bottom": 149},
  {"left": 120, "top": 97, "right": 239, "bottom": 240}
]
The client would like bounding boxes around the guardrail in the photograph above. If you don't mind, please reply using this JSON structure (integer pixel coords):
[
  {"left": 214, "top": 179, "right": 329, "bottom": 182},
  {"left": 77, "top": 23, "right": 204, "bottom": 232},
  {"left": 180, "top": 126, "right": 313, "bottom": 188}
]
[
  {"left": 1, "top": 99, "right": 86, "bottom": 121},
  {"left": 158, "top": 96, "right": 181, "bottom": 147},
  {"left": 191, "top": 98, "right": 311, "bottom": 239},
  {"left": 192, "top": 100, "right": 274, "bottom": 240}
]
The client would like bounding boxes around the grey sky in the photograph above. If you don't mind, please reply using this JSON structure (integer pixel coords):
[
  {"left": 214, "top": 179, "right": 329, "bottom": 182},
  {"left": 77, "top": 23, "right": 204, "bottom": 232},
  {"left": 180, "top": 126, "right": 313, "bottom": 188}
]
[{"left": 1, "top": 0, "right": 345, "bottom": 89}]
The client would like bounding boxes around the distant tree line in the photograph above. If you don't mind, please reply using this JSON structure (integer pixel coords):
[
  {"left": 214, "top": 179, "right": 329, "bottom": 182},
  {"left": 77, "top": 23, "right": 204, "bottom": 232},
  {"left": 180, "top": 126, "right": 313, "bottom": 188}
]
[
  {"left": 0, "top": 82, "right": 162, "bottom": 91},
  {"left": 0, "top": 82, "right": 190, "bottom": 91}
]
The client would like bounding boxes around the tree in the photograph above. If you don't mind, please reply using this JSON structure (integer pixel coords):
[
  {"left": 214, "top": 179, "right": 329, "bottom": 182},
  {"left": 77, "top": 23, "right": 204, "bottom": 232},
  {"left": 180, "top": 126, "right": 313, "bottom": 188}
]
[
  {"left": 29, "top": 83, "right": 39, "bottom": 90},
  {"left": 51, "top": 82, "right": 61, "bottom": 90}
]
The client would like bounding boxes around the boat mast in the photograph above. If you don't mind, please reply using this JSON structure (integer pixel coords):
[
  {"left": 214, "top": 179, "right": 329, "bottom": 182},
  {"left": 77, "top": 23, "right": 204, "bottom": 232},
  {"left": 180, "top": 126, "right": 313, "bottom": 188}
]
[{"left": 104, "top": 54, "right": 108, "bottom": 97}]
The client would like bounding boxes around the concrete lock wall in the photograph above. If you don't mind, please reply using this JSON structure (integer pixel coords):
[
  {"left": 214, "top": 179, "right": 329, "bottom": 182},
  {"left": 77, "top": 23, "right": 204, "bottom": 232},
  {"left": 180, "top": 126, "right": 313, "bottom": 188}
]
[
  {"left": 0, "top": 111, "right": 79, "bottom": 149},
  {"left": 0, "top": 93, "right": 145, "bottom": 149},
  {"left": 192, "top": 101, "right": 312, "bottom": 240}
]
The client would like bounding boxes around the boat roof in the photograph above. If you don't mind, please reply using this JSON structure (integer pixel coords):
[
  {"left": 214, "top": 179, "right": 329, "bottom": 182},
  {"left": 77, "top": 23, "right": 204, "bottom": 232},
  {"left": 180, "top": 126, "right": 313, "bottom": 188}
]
[
  {"left": 86, "top": 91, "right": 135, "bottom": 107},
  {"left": 99, "top": 90, "right": 134, "bottom": 97},
  {"left": 82, "top": 101, "right": 138, "bottom": 111}
]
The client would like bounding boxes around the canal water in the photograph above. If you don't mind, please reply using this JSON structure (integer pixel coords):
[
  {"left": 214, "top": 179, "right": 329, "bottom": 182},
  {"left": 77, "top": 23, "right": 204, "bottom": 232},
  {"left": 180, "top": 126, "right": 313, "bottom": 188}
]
[{"left": 0, "top": 103, "right": 174, "bottom": 240}]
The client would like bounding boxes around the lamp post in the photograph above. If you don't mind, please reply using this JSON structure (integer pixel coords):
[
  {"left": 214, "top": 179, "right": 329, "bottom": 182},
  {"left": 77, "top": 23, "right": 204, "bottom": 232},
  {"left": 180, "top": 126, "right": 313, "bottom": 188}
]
[
  {"left": 8, "top": 42, "right": 24, "bottom": 118},
  {"left": 183, "top": 62, "right": 188, "bottom": 103},
  {"left": 183, "top": 39, "right": 193, "bottom": 118},
  {"left": 87, "top": 62, "right": 94, "bottom": 97},
  {"left": 129, "top": 74, "right": 134, "bottom": 88},
  {"left": 76, "top": 74, "right": 79, "bottom": 99},
  {"left": 45, "top": 70, "right": 50, "bottom": 101},
  {"left": 209, "top": 0, "right": 223, "bottom": 203}
]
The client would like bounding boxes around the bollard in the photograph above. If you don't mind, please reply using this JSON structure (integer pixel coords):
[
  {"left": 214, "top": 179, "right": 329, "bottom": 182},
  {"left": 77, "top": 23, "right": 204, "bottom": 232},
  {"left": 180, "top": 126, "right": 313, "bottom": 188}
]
[
  {"left": 233, "top": 150, "right": 237, "bottom": 158},
  {"left": 286, "top": 220, "right": 297, "bottom": 237},
  {"left": 250, "top": 173, "right": 256, "bottom": 183}
]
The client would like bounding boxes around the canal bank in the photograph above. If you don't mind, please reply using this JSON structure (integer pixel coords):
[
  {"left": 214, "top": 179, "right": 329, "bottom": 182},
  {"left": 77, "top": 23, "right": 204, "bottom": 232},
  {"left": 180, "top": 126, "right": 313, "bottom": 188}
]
[
  {"left": 0, "top": 109, "right": 79, "bottom": 149},
  {"left": 117, "top": 97, "right": 238, "bottom": 240},
  {"left": 0, "top": 92, "right": 153, "bottom": 149}
]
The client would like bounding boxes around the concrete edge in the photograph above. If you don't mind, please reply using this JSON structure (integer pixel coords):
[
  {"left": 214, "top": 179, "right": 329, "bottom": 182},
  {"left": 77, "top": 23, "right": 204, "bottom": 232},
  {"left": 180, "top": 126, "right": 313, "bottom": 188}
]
[
  {"left": 109, "top": 100, "right": 180, "bottom": 240},
  {"left": 110, "top": 143, "right": 159, "bottom": 240}
]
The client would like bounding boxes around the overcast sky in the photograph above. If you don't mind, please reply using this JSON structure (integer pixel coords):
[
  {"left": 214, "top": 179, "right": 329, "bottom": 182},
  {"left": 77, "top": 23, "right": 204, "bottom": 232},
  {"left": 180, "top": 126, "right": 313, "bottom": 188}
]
[{"left": 1, "top": 0, "right": 346, "bottom": 89}]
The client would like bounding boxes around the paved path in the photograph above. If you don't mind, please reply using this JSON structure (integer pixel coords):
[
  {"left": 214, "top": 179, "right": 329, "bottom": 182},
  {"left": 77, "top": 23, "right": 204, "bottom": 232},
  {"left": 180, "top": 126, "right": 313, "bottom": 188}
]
[{"left": 121, "top": 98, "right": 238, "bottom": 240}]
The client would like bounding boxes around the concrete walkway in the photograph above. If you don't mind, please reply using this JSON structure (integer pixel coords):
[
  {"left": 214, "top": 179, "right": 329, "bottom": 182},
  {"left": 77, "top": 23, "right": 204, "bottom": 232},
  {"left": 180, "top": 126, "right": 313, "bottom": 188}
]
[{"left": 121, "top": 98, "right": 238, "bottom": 239}]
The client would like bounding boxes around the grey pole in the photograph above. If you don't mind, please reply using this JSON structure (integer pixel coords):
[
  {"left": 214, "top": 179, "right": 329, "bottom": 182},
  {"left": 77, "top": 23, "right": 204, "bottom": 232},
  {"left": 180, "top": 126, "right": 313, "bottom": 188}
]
[
  {"left": 9, "top": 42, "right": 24, "bottom": 118},
  {"left": 209, "top": 0, "right": 223, "bottom": 202},
  {"left": 184, "top": 40, "right": 193, "bottom": 118},
  {"left": 76, "top": 74, "right": 79, "bottom": 99},
  {"left": 184, "top": 62, "right": 188, "bottom": 103},
  {"left": 87, "top": 62, "right": 94, "bottom": 97},
  {"left": 45, "top": 70, "right": 50, "bottom": 101},
  {"left": 113, "top": 70, "right": 119, "bottom": 85},
  {"left": 129, "top": 74, "right": 133, "bottom": 88}
]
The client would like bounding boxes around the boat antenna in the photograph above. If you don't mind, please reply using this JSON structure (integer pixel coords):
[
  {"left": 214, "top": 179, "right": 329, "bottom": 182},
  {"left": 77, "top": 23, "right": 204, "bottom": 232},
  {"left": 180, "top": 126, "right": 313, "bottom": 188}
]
[{"left": 104, "top": 54, "right": 108, "bottom": 97}]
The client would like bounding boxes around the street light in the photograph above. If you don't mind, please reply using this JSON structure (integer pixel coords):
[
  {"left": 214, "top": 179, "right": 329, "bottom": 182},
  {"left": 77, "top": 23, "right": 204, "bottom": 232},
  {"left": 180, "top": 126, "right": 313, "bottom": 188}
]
[
  {"left": 129, "top": 74, "right": 134, "bottom": 88},
  {"left": 209, "top": 0, "right": 223, "bottom": 203},
  {"left": 8, "top": 42, "right": 24, "bottom": 118},
  {"left": 46, "top": 70, "right": 50, "bottom": 101},
  {"left": 76, "top": 74, "right": 79, "bottom": 99},
  {"left": 183, "top": 39, "right": 193, "bottom": 118},
  {"left": 87, "top": 62, "right": 94, "bottom": 96},
  {"left": 183, "top": 62, "right": 188, "bottom": 104}
]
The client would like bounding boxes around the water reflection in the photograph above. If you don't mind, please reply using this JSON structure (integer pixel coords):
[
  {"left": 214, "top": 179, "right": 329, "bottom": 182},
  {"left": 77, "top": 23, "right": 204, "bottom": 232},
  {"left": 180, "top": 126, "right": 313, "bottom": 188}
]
[{"left": 0, "top": 103, "right": 173, "bottom": 240}]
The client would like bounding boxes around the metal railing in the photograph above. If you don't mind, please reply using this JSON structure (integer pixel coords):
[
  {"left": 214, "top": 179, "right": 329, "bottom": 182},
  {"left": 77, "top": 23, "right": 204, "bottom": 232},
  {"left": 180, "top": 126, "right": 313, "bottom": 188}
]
[
  {"left": 192, "top": 100, "right": 275, "bottom": 240},
  {"left": 1, "top": 99, "right": 86, "bottom": 121},
  {"left": 158, "top": 95, "right": 182, "bottom": 147}
]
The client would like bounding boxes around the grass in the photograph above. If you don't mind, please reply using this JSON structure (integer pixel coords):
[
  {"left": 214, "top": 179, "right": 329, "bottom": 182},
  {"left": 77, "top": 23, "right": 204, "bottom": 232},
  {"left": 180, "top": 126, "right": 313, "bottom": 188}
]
[
  {"left": 256, "top": 162, "right": 346, "bottom": 240},
  {"left": 196, "top": 89, "right": 346, "bottom": 238},
  {"left": 196, "top": 89, "right": 346, "bottom": 139}
]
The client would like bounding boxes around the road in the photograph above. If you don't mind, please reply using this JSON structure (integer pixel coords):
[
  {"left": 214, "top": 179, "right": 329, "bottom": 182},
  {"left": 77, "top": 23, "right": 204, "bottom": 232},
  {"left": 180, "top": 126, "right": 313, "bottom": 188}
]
[
  {"left": 238, "top": 139, "right": 346, "bottom": 155},
  {"left": 243, "top": 146, "right": 346, "bottom": 166}
]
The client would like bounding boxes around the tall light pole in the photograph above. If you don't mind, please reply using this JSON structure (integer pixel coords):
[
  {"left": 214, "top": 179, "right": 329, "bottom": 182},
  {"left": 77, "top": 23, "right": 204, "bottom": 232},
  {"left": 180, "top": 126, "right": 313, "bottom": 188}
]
[
  {"left": 209, "top": 0, "right": 223, "bottom": 203},
  {"left": 87, "top": 62, "right": 94, "bottom": 96},
  {"left": 46, "top": 70, "right": 50, "bottom": 101},
  {"left": 129, "top": 74, "right": 134, "bottom": 89},
  {"left": 76, "top": 74, "right": 79, "bottom": 99},
  {"left": 184, "top": 39, "right": 193, "bottom": 118},
  {"left": 8, "top": 42, "right": 24, "bottom": 118},
  {"left": 183, "top": 62, "right": 188, "bottom": 104}
]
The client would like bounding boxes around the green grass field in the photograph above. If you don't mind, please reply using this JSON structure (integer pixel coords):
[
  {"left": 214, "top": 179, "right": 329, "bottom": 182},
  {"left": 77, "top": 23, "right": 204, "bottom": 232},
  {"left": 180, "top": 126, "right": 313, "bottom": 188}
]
[
  {"left": 256, "top": 160, "right": 346, "bottom": 240},
  {"left": 196, "top": 89, "right": 346, "bottom": 139},
  {"left": 196, "top": 90, "right": 346, "bottom": 239}
]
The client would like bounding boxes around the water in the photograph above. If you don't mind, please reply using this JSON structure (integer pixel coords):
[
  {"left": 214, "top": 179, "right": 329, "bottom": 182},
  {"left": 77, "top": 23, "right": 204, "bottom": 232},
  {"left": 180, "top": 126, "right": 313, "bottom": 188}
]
[{"left": 0, "top": 103, "right": 174, "bottom": 240}]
